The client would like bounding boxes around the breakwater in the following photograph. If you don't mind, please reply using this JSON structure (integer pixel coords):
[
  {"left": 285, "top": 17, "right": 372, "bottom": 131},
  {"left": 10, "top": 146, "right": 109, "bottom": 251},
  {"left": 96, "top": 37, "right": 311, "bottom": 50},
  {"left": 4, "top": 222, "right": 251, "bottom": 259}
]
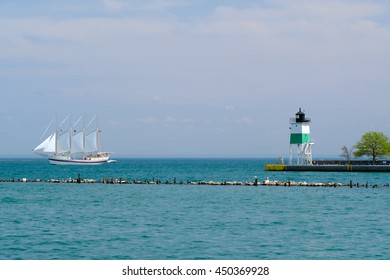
[
  {"left": 265, "top": 164, "right": 390, "bottom": 172},
  {"left": 0, "top": 176, "right": 387, "bottom": 188}
]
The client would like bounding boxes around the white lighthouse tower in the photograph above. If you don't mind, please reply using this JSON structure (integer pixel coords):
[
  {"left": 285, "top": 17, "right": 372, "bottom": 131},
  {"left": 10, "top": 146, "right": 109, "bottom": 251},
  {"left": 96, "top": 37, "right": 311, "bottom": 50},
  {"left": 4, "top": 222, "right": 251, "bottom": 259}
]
[{"left": 289, "top": 108, "right": 314, "bottom": 165}]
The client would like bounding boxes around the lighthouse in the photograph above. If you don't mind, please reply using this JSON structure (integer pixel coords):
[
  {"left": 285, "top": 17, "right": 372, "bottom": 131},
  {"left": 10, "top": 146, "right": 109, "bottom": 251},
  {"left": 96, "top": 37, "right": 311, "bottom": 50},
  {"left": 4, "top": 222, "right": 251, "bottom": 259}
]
[{"left": 289, "top": 108, "right": 313, "bottom": 165}]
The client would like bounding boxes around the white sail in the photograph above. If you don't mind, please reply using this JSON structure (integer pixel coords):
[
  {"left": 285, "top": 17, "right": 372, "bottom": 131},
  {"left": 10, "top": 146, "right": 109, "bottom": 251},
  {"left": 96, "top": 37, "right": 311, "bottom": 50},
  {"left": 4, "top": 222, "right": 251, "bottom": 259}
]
[
  {"left": 57, "top": 130, "right": 70, "bottom": 153},
  {"left": 85, "top": 130, "right": 98, "bottom": 153},
  {"left": 44, "top": 133, "right": 57, "bottom": 154},
  {"left": 33, "top": 133, "right": 56, "bottom": 156},
  {"left": 72, "top": 131, "right": 84, "bottom": 153}
]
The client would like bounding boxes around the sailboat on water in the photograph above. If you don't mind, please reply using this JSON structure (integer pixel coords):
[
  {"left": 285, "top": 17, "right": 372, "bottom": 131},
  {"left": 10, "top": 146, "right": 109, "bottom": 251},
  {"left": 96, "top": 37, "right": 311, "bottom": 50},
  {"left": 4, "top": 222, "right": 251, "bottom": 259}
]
[{"left": 33, "top": 114, "right": 112, "bottom": 165}]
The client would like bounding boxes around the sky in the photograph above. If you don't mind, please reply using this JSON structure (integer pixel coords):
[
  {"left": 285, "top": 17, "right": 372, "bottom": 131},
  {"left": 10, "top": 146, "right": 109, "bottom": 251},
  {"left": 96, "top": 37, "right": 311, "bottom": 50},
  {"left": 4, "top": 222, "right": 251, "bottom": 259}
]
[{"left": 1, "top": 0, "right": 390, "bottom": 158}]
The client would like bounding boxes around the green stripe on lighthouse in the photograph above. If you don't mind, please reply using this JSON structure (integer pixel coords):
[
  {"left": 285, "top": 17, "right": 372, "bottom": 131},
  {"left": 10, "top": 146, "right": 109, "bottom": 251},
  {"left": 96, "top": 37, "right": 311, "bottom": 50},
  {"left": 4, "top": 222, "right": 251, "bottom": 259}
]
[{"left": 290, "top": 133, "right": 310, "bottom": 144}]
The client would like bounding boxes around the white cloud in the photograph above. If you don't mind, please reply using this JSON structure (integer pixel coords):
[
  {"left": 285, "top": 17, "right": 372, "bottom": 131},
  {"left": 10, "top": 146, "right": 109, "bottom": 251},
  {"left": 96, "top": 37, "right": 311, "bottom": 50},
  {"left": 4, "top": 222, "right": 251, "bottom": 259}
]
[
  {"left": 181, "top": 119, "right": 195, "bottom": 124},
  {"left": 225, "top": 105, "right": 235, "bottom": 110},
  {"left": 3, "top": 115, "right": 15, "bottom": 121},
  {"left": 165, "top": 116, "right": 176, "bottom": 123},
  {"left": 235, "top": 117, "right": 253, "bottom": 125},
  {"left": 195, "top": 1, "right": 387, "bottom": 40},
  {"left": 142, "top": 0, "right": 189, "bottom": 11},
  {"left": 107, "top": 120, "right": 120, "bottom": 126},
  {"left": 292, "top": 1, "right": 384, "bottom": 19},
  {"left": 103, "top": 0, "right": 124, "bottom": 11},
  {"left": 152, "top": 96, "right": 163, "bottom": 101},
  {"left": 0, "top": 17, "right": 172, "bottom": 60},
  {"left": 136, "top": 117, "right": 159, "bottom": 124},
  {"left": 101, "top": 0, "right": 188, "bottom": 13}
]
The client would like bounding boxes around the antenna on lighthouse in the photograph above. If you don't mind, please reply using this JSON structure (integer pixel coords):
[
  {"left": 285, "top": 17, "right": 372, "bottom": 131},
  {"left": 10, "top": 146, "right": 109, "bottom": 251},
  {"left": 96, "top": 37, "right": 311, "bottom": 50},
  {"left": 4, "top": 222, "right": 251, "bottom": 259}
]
[{"left": 289, "top": 108, "right": 314, "bottom": 165}]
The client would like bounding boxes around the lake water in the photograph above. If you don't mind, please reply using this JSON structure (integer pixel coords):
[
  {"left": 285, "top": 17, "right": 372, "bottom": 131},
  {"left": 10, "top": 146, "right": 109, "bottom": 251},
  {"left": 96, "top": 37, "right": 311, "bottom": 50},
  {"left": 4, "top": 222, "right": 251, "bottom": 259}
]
[{"left": 1, "top": 158, "right": 389, "bottom": 259}]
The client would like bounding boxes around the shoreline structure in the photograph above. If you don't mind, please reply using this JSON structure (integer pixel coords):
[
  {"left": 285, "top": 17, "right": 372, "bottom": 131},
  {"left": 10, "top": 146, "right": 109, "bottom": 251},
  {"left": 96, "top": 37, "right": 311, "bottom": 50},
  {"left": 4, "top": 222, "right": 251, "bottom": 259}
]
[
  {"left": 265, "top": 109, "right": 390, "bottom": 172},
  {"left": 265, "top": 162, "right": 390, "bottom": 172}
]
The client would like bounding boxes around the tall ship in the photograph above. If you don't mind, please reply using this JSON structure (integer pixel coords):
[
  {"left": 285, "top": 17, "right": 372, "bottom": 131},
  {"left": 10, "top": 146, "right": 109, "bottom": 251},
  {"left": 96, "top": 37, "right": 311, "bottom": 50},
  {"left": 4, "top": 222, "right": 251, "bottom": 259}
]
[{"left": 33, "top": 114, "right": 111, "bottom": 165}]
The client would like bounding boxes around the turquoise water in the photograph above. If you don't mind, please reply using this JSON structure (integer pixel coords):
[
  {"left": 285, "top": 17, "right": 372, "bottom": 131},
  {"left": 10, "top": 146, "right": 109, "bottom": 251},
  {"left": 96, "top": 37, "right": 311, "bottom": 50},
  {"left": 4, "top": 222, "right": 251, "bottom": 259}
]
[{"left": 1, "top": 158, "right": 390, "bottom": 259}]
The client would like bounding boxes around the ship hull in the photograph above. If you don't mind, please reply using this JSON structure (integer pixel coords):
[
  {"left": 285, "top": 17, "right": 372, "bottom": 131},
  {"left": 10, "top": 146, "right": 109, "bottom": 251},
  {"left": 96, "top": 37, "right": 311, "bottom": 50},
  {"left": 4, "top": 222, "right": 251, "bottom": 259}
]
[{"left": 48, "top": 157, "right": 108, "bottom": 165}]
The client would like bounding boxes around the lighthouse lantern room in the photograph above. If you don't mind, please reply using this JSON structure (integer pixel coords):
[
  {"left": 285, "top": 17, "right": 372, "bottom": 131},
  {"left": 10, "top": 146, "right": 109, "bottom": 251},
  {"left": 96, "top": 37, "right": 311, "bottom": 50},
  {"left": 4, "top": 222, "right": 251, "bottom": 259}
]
[{"left": 289, "top": 108, "right": 314, "bottom": 165}]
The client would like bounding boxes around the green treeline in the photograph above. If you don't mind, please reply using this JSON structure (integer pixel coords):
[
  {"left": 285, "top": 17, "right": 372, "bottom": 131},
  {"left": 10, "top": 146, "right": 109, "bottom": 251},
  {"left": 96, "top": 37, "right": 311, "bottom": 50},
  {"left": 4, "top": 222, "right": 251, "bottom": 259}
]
[{"left": 341, "top": 131, "right": 390, "bottom": 164}]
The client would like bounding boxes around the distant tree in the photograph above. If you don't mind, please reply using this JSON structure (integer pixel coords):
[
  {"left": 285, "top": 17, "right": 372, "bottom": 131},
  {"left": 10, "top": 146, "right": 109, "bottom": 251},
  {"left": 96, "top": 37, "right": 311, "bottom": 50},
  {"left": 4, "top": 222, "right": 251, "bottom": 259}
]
[
  {"left": 353, "top": 131, "right": 390, "bottom": 164},
  {"left": 340, "top": 146, "right": 354, "bottom": 163}
]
